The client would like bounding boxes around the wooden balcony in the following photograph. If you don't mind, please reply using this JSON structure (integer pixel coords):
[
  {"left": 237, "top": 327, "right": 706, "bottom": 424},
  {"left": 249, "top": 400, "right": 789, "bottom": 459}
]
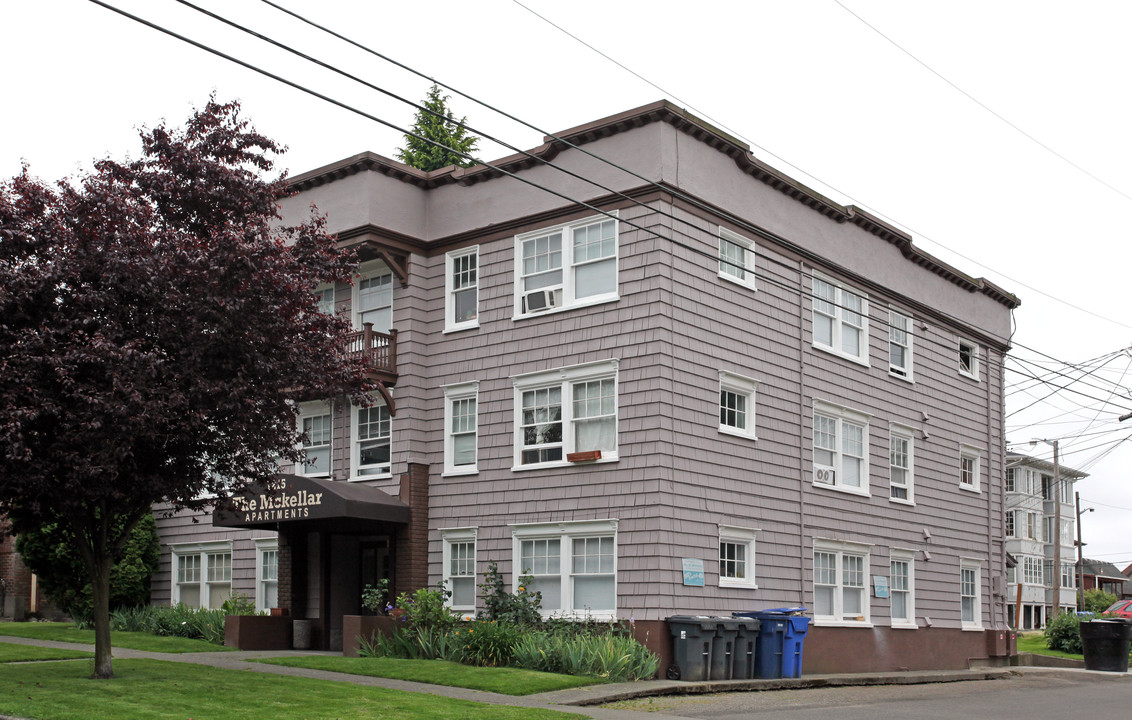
[{"left": 349, "top": 324, "right": 398, "bottom": 386}]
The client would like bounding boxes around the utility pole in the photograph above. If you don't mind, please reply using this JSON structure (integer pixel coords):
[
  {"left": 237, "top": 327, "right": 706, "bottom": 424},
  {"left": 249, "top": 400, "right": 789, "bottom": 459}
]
[
  {"left": 1076, "top": 491, "right": 1085, "bottom": 609},
  {"left": 1033, "top": 438, "right": 1063, "bottom": 618}
]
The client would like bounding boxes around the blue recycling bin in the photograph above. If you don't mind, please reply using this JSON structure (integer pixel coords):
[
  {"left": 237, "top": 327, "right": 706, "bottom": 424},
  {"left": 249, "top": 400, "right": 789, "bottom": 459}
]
[{"left": 734, "top": 607, "right": 810, "bottom": 679}]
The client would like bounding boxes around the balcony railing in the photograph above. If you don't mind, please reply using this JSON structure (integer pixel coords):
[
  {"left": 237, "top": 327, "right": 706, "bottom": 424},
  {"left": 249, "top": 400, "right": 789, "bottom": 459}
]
[{"left": 346, "top": 324, "right": 397, "bottom": 381}]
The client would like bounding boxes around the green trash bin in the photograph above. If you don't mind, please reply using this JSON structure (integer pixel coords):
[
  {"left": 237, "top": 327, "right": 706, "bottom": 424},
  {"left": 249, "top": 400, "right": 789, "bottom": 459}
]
[{"left": 667, "top": 616, "right": 718, "bottom": 681}]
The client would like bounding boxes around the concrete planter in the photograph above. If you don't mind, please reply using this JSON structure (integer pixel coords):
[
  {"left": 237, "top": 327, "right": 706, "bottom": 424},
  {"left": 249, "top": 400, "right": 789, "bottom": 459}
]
[{"left": 224, "top": 615, "right": 293, "bottom": 650}]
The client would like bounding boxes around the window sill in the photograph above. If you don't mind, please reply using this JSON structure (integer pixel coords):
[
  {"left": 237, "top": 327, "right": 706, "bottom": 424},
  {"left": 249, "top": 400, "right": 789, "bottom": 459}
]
[
  {"left": 958, "top": 370, "right": 980, "bottom": 382},
  {"left": 719, "top": 580, "right": 758, "bottom": 590},
  {"left": 512, "top": 456, "right": 618, "bottom": 472},
  {"left": 348, "top": 473, "right": 392, "bottom": 482},
  {"left": 813, "top": 343, "right": 870, "bottom": 368},
  {"left": 719, "top": 427, "right": 758, "bottom": 442},
  {"left": 888, "top": 370, "right": 914, "bottom": 383},
  {"left": 812, "top": 482, "right": 870, "bottom": 499},
  {"left": 814, "top": 619, "right": 873, "bottom": 628},
  {"left": 512, "top": 295, "right": 619, "bottom": 321},
  {"left": 443, "top": 322, "right": 480, "bottom": 334},
  {"left": 958, "top": 484, "right": 981, "bottom": 494},
  {"left": 962, "top": 624, "right": 985, "bottom": 632},
  {"left": 719, "top": 272, "right": 757, "bottom": 291},
  {"left": 889, "top": 496, "right": 915, "bottom": 506},
  {"left": 441, "top": 468, "right": 479, "bottom": 478}
]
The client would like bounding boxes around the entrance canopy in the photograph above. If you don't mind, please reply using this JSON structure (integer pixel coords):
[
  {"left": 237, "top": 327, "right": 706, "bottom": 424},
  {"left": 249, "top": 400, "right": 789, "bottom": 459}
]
[{"left": 213, "top": 474, "right": 410, "bottom": 531}]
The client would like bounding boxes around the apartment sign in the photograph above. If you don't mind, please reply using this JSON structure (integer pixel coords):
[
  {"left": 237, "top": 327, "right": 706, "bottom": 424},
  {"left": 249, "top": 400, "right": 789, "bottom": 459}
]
[{"left": 231, "top": 488, "right": 324, "bottom": 523}]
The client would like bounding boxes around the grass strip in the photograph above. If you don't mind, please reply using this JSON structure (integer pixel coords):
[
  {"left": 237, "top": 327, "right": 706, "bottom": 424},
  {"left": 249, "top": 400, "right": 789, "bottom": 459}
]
[
  {"left": 0, "top": 658, "right": 583, "bottom": 720},
  {"left": 255, "top": 655, "right": 602, "bottom": 695},
  {"left": 0, "top": 642, "right": 93, "bottom": 663},
  {"left": 0, "top": 622, "right": 232, "bottom": 653}
]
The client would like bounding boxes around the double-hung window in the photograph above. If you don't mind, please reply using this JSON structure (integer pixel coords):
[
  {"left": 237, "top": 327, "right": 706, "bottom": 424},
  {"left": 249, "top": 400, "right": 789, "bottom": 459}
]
[
  {"left": 888, "top": 309, "right": 913, "bottom": 380},
  {"left": 889, "top": 424, "right": 914, "bottom": 503},
  {"left": 1005, "top": 510, "right": 1016, "bottom": 538},
  {"left": 256, "top": 538, "right": 279, "bottom": 612},
  {"left": 354, "top": 261, "right": 394, "bottom": 334},
  {"left": 812, "top": 274, "right": 869, "bottom": 364},
  {"left": 719, "top": 371, "right": 758, "bottom": 440},
  {"left": 443, "top": 383, "right": 478, "bottom": 475},
  {"left": 171, "top": 542, "right": 233, "bottom": 609},
  {"left": 890, "top": 549, "right": 915, "bottom": 628},
  {"left": 441, "top": 528, "right": 477, "bottom": 616},
  {"left": 516, "top": 214, "right": 618, "bottom": 316},
  {"left": 445, "top": 246, "right": 478, "bottom": 332},
  {"left": 314, "top": 284, "right": 336, "bottom": 316},
  {"left": 813, "top": 401, "right": 870, "bottom": 495},
  {"left": 813, "top": 540, "right": 871, "bottom": 625},
  {"left": 513, "top": 520, "right": 617, "bottom": 619},
  {"left": 718, "top": 227, "right": 756, "bottom": 290},
  {"left": 1005, "top": 468, "right": 1015, "bottom": 492},
  {"left": 513, "top": 360, "right": 618, "bottom": 468},
  {"left": 297, "top": 401, "right": 332, "bottom": 478},
  {"left": 353, "top": 403, "right": 391, "bottom": 478},
  {"left": 960, "top": 559, "right": 983, "bottom": 630},
  {"left": 959, "top": 444, "right": 982, "bottom": 492},
  {"left": 958, "top": 338, "right": 980, "bottom": 380},
  {"left": 719, "top": 525, "right": 757, "bottom": 589}
]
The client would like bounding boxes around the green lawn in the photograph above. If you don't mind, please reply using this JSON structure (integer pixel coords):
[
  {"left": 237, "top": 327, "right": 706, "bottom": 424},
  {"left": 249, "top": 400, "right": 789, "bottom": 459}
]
[
  {"left": 0, "top": 659, "right": 583, "bottom": 720},
  {"left": 256, "top": 655, "right": 602, "bottom": 695},
  {"left": 0, "top": 642, "right": 93, "bottom": 663},
  {"left": 0, "top": 622, "right": 232, "bottom": 653},
  {"left": 1017, "top": 632, "right": 1083, "bottom": 660}
]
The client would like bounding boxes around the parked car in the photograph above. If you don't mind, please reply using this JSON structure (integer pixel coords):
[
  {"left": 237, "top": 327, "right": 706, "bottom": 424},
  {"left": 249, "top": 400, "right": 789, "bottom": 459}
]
[{"left": 1103, "top": 600, "right": 1132, "bottom": 618}]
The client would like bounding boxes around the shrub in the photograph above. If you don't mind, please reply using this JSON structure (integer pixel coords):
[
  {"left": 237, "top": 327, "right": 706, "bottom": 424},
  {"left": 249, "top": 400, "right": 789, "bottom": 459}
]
[
  {"left": 478, "top": 561, "right": 542, "bottom": 626},
  {"left": 1043, "top": 611, "right": 1083, "bottom": 654},
  {"left": 460, "top": 620, "right": 522, "bottom": 667},
  {"left": 511, "top": 630, "right": 659, "bottom": 681},
  {"left": 1082, "top": 589, "right": 1118, "bottom": 615},
  {"left": 361, "top": 579, "right": 390, "bottom": 614},
  {"left": 395, "top": 584, "right": 460, "bottom": 630},
  {"left": 220, "top": 592, "right": 257, "bottom": 616}
]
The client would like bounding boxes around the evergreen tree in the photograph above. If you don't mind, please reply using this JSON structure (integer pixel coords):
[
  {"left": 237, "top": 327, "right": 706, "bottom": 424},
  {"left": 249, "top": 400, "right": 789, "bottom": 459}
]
[{"left": 396, "top": 84, "right": 480, "bottom": 171}]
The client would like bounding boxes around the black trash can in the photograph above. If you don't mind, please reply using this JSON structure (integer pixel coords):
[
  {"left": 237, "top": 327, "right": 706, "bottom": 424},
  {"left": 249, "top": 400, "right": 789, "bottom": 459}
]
[
  {"left": 667, "top": 616, "right": 719, "bottom": 681},
  {"left": 1080, "top": 619, "right": 1132, "bottom": 672}
]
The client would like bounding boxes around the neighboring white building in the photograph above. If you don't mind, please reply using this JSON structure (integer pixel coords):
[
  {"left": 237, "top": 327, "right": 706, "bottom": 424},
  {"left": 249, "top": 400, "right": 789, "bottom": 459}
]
[{"left": 1004, "top": 452, "right": 1086, "bottom": 629}]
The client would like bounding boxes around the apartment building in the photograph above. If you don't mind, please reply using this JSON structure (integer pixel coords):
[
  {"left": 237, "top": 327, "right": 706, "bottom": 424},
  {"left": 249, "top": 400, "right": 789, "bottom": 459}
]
[{"left": 152, "top": 101, "right": 1019, "bottom": 672}]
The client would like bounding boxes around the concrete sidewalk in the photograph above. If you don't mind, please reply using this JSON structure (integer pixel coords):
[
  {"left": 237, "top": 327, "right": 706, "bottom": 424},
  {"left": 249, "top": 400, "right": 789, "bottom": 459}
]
[{"left": 1, "top": 634, "right": 1127, "bottom": 720}]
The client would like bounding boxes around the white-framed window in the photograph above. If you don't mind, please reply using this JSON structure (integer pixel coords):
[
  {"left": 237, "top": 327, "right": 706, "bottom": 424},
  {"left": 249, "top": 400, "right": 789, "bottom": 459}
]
[
  {"left": 960, "top": 558, "right": 983, "bottom": 630},
  {"left": 719, "top": 371, "right": 758, "bottom": 440},
  {"left": 890, "top": 549, "right": 916, "bottom": 629},
  {"left": 718, "top": 227, "right": 756, "bottom": 290},
  {"left": 1041, "top": 474, "right": 1054, "bottom": 501},
  {"left": 1061, "top": 563, "right": 1074, "bottom": 588},
  {"left": 888, "top": 309, "right": 913, "bottom": 380},
  {"left": 255, "top": 538, "right": 279, "bottom": 612},
  {"left": 1005, "top": 468, "right": 1015, "bottom": 493},
  {"left": 515, "top": 214, "right": 618, "bottom": 317},
  {"left": 1043, "top": 516, "right": 1055, "bottom": 544},
  {"left": 314, "top": 284, "right": 336, "bottom": 316},
  {"left": 441, "top": 528, "right": 477, "bottom": 616},
  {"left": 443, "top": 382, "right": 478, "bottom": 475},
  {"left": 445, "top": 246, "right": 478, "bottom": 332},
  {"left": 1005, "top": 510, "right": 1016, "bottom": 538},
  {"left": 718, "top": 525, "right": 757, "bottom": 589},
  {"left": 352, "top": 402, "right": 391, "bottom": 478},
  {"left": 889, "top": 424, "right": 914, "bottom": 504},
  {"left": 297, "top": 401, "right": 332, "bottom": 478},
  {"left": 813, "top": 539, "right": 871, "bottom": 626},
  {"left": 1027, "top": 511, "right": 1039, "bottom": 541},
  {"left": 512, "top": 360, "right": 618, "bottom": 469},
  {"left": 354, "top": 261, "right": 394, "bottom": 333},
  {"left": 958, "top": 338, "right": 979, "bottom": 380},
  {"left": 812, "top": 273, "right": 869, "bottom": 365},
  {"left": 512, "top": 519, "right": 617, "bottom": 619},
  {"left": 812, "top": 401, "right": 870, "bottom": 496},
  {"left": 959, "top": 444, "right": 982, "bottom": 492},
  {"left": 171, "top": 542, "right": 233, "bottom": 610}
]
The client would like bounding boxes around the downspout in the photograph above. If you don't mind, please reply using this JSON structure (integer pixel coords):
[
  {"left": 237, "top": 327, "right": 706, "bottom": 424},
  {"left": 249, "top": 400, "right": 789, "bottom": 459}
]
[
  {"left": 986, "top": 348, "right": 998, "bottom": 629},
  {"left": 797, "top": 259, "right": 808, "bottom": 605}
]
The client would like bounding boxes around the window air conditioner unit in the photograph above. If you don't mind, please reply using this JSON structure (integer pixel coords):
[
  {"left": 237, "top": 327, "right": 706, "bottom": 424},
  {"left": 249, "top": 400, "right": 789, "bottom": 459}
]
[
  {"left": 813, "top": 466, "right": 835, "bottom": 485},
  {"left": 524, "top": 288, "right": 557, "bottom": 313}
]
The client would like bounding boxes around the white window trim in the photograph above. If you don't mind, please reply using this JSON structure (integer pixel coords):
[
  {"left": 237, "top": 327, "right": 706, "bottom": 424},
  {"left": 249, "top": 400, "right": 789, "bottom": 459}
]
[
  {"left": 352, "top": 259, "right": 394, "bottom": 332},
  {"left": 718, "top": 227, "right": 757, "bottom": 290},
  {"left": 511, "top": 519, "right": 618, "bottom": 620},
  {"left": 444, "top": 245, "right": 479, "bottom": 333},
  {"left": 960, "top": 557, "right": 984, "bottom": 631},
  {"left": 255, "top": 537, "right": 279, "bottom": 613},
  {"left": 718, "top": 525, "right": 758, "bottom": 589},
  {"left": 958, "top": 338, "right": 980, "bottom": 381},
  {"left": 959, "top": 443, "right": 983, "bottom": 494},
  {"left": 811, "top": 271, "right": 870, "bottom": 367},
  {"left": 511, "top": 359, "right": 619, "bottom": 470},
  {"left": 314, "top": 283, "right": 336, "bottom": 316},
  {"left": 889, "top": 548, "right": 917, "bottom": 630},
  {"left": 719, "top": 371, "right": 758, "bottom": 441},
  {"left": 812, "top": 538, "right": 872, "bottom": 627},
  {"left": 443, "top": 382, "right": 479, "bottom": 476},
  {"left": 296, "top": 400, "right": 333, "bottom": 479},
  {"left": 513, "top": 212, "right": 620, "bottom": 319},
  {"left": 888, "top": 308, "right": 913, "bottom": 382},
  {"left": 441, "top": 527, "right": 477, "bottom": 618},
  {"left": 888, "top": 423, "right": 915, "bottom": 505},
  {"left": 170, "top": 541, "right": 233, "bottom": 610},
  {"left": 350, "top": 401, "right": 392, "bottom": 481},
  {"left": 812, "top": 400, "right": 871, "bottom": 497}
]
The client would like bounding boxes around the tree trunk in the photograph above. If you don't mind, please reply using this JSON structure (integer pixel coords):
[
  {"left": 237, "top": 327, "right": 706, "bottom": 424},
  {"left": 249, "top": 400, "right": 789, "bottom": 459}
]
[{"left": 89, "top": 551, "right": 114, "bottom": 679}]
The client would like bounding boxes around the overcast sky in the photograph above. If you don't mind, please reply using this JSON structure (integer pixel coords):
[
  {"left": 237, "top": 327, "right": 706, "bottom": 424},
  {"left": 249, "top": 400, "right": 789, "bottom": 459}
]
[{"left": 4, "top": 1, "right": 1130, "bottom": 575}]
